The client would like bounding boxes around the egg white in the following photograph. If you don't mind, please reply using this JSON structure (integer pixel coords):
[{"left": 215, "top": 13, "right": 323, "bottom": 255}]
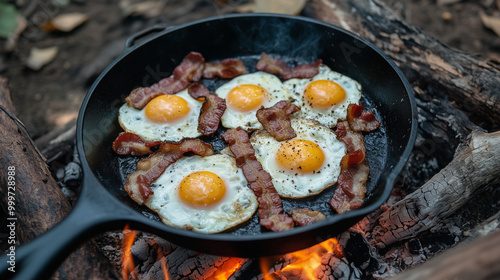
[
  {"left": 215, "top": 71, "right": 292, "bottom": 130},
  {"left": 250, "top": 117, "right": 346, "bottom": 198},
  {"left": 118, "top": 90, "right": 202, "bottom": 142},
  {"left": 145, "top": 154, "right": 258, "bottom": 233},
  {"left": 284, "top": 65, "right": 362, "bottom": 128}
]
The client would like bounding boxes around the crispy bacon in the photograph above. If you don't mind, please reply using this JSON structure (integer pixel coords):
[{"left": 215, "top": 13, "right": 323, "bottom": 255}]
[
  {"left": 330, "top": 164, "right": 369, "bottom": 213},
  {"left": 256, "top": 100, "right": 300, "bottom": 141},
  {"left": 346, "top": 104, "right": 381, "bottom": 132},
  {"left": 335, "top": 121, "right": 366, "bottom": 158},
  {"left": 222, "top": 128, "right": 294, "bottom": 232},
  {"left": 112, "top": 132, "right": 161, "bottom": 156},
  {"left": 125, "top": 52, "right": 205, "bottom": 109},
  {"left": 188, "top": 83, "right": 227, "bottom": 136},
  {"left": 124, "top": 139, "right": 214, "bottom": 205},
  {"left": 255, "top": 52, "right": 322, "bottom": 80},
  {"left": 340, "top": 150, "right": 365, "bottom": 169},
  {"left": 288, "top": 209, "right": 326, "bottom": 226},
  {"left": 330, "top": 121, "right": 370, "bottom": 213},
  {"left": 202, "top": 58, "right": 248, "bottom": 79}
]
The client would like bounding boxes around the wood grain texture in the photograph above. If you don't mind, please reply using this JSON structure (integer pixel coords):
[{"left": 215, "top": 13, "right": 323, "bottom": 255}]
[{"left": 375, "top": 130, "right": 500, "bottom": 247}]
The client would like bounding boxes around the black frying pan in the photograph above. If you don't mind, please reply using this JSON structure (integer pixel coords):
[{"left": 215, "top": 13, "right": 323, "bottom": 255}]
[{"left": 1, "top": 14, "right": 417, "bottom": 280}]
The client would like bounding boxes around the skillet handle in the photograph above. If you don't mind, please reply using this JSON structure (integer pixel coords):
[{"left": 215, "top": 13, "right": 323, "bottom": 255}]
[
  {"left": 125, "top": 23, "right": 170, "bottom": 48},
  {"left": 0, "top": 177, "right": 136, "bottom": 280}
]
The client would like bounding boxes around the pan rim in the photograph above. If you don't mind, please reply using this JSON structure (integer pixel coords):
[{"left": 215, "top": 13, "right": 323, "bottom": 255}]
[{"left": 76, "top": 13, "right": 417, "bottom": 246}]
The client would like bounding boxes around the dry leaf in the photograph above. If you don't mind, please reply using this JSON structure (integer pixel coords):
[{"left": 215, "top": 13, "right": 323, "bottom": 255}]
[
  {"left": 480, "top": 12, "right": 500, "bottom": 38},
  {"left": 42, "top": 13, "right": 89, "bottom": 32},
  {"left": 234, "top": 3, "right": 256, "bottom": 13},
  {"left": 253, "top": 0, "right": 307, "bottom": 15},
  {"left": 26, "top": 46, "right": 58, "bottom": 71},
  {"left": 119, "top": 1, "right": 165, "bottom": 18}
]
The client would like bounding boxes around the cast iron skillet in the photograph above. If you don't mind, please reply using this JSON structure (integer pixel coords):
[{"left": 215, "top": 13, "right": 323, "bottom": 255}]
[{"left": 1, "top": 14, "right": 417, "bottom": 280}]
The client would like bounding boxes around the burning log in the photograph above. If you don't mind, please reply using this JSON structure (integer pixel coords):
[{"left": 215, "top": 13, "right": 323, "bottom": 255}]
[
  {"left": 0, "top": 76, "right": 119, "bottom": 279},
  {"left": 115, "top": 231, "right": 246, "bottom": 280}
]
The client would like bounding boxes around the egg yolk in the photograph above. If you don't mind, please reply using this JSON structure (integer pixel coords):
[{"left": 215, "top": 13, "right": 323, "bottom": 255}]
[
  {"left": 276, "top": 139, "right": 325, "bottom": 173},
  {"left": 226, "top": 84, "right": 267, "bottom": 112},
  {"left": 145, "top": 94, "right": 190, "bottom": 123},
  {"left": 178, "top": 171, "right": 226, "bottom": 207},
  {"left": 304, "top": 80, "right": 346, "bottom": 108}
]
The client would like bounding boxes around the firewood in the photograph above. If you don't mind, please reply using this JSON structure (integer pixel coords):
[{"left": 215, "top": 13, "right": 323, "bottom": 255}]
[
  {"left": 374, "top": 130, "right": 500, "bottom": 247},
  {"left": 116, "top": 231, "right": 247, "bottom": 280},
  {"left": 0, "top": 76, "right": 119, "bottom": 279}
]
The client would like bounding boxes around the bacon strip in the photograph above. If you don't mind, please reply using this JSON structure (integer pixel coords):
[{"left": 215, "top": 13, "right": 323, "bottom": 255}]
[
  {"left": 288, "top": 209, "right": 326, "bottom": 226},
  {"left": 112, "top": 132, "right": 161, "bottom": 156},
  {"left": 124, "top": 139, "right": 214, "bottom": 205},
  {"left": 222, "top": 128, "right": 294, "bottom": 232},
  {"left": 202, "top": 58, "right": 248, "bottom": 79},
  {"left": 125, "top": 52, "right": 205, "bottom": 109},
  {"left": 330, "top": 164, "right": 370, "bottom": 213},
  {"left": 334, "top": 121, "right": 366, "bottom": 162},
  {"left": 255, "top": 52, "right": 322, "bottom": 80},
  {"left": 256, "top": 100, "right": 300, "bottom": 141},
  {"left": 330, "top": 121, "right": 370, "bottom": 214},
  {"left": 188, "top": 82, "right": 227, "bottom": 136},
  {"left": 346, "top": 104, "right": 381, "bottom": 132}
]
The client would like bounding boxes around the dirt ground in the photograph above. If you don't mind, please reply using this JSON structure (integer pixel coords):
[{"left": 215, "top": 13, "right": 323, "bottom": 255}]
[{"left": 1, "top": 0, "right": 499, "bottom": 139}]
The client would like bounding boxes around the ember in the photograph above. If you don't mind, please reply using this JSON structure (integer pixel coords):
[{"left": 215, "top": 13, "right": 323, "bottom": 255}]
[{"left": 118, "top": 228, "right": 246, "bottom": 280}]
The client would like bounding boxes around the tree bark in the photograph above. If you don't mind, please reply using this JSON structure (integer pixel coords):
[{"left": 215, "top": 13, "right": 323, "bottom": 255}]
[{"left": 0, "top": 76, "right": 119, "bottom": 280}]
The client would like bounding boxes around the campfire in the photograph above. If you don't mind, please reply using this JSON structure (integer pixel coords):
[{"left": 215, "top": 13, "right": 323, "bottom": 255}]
[{"left": 118, "top": 225, "right": 350, "bottom": 280}]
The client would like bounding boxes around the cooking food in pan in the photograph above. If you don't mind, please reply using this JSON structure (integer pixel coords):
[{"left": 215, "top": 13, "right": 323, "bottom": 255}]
[{"left": 113, "top": 51, "right": 380, "bottom": 234}]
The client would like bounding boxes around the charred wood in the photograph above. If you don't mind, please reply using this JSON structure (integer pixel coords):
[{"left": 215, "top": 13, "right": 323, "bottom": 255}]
[
  {"left": 109, "top": 231, "right": 248, "bottom": 280},
  {"left": 374, "top": 130, "right": 500, "bottom": 248},
  {"left": 390, "top": 229, "right": 500, "bottom": 280}
]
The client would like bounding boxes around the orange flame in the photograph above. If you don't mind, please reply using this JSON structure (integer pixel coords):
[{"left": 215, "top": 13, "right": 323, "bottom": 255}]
[
  {"left": 260, "top": 238, "right": 342, "bottom": 279},
  {"left": 160, "top": 256, "right": 171, "bottom": 280},
  {"left": 209, "top": 258, "right": 243, "bottom": 280},
  {"left": 121, "top": 225, "right": 138, "bottom": 280}
]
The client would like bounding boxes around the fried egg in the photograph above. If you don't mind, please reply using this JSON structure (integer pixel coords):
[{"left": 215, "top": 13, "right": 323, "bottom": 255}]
[
  {"left": 118, "top": 90, "right": 202, "bottom": 141},
  {"left": 250, "top": 117, "right": 346, "bottom": 198},
  {"left": 284, "top": 65, "right": 362, "bottom": 127},
  {"left": 145, "top": 154, "right": 258, "bottom": 233},
  {"left": 215, "top": 71, "right": 291, "bottom": 130}
]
